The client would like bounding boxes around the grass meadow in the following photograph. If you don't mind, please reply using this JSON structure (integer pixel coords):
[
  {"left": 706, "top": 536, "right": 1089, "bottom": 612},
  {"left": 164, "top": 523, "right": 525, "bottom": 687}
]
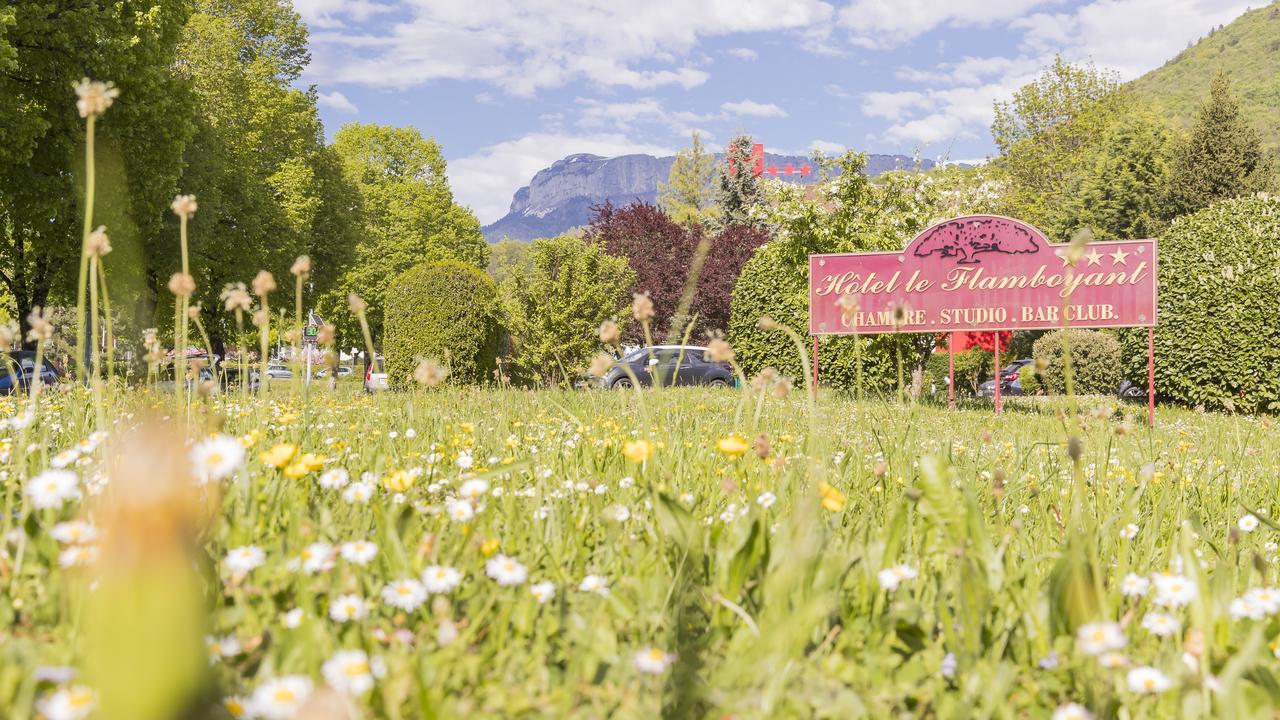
[{"left": 3, "top": 382, "right": 1279, "bottom": 719}]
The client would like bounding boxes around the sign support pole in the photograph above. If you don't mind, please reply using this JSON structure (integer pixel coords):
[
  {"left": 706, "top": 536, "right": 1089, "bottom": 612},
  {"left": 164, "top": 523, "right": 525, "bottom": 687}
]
[
  {"left": 1147, "top": 326, "right": 1155, "bottom": 428},
  {"left": 947, "top": 332, "right": 955, "bottom": 409},
  {"left": 993, "top": 332, "right": 1002, "bottom": 416},
  {"left": 811, "top": 336, "right": 818, "bottom": 399}
]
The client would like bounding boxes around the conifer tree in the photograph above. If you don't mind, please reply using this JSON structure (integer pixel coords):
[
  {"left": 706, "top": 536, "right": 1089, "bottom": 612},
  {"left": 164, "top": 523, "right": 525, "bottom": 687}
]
[
  {"left": 658, "top": 132, "right": 720, "bottom": 229},
  {"left": 717, "top": 135, "right": 763, "bottom": 227},
  {"left": 1163, "top": 71, "right": 1274, "bottom": 219}
]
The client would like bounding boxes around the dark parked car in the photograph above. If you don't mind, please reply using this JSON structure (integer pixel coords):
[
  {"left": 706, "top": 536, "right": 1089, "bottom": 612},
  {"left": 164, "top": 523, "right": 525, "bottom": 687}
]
[
  {"left": 601, "top": 346, "right": 733, "bottom": 389},
  {"left": 978, "top": 358, "right": 1033, "bottom": 397},
  {"left": 0, "top": 352, "right": 64, "bottom": 395}
]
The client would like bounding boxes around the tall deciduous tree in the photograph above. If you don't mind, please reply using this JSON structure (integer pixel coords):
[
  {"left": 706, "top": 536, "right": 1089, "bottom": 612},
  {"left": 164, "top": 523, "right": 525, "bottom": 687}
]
[
  {"left": 320, "top": 123, "right": 487, "bottom": 348},
  {"left": 717, "top": 135, "right": 763, "bottom": 227},
  {"left": 501, "top": 235, "right": 634, "bottom": 386},
  {"left": 1163, "top": 71, "right": 1275, "bottom": 220},
  {"left": 658, "top": 132, "right": 720, "bottom": 229}
]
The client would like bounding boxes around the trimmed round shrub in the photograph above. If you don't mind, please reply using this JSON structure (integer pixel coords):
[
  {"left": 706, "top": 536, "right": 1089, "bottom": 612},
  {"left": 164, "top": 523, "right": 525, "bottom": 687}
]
[
  {"left": 1032, "top": 329, "right": 1122, "bottom": 395},
  {"left": 1122, "top": 196, "right": 1280, "bottom": 412},
  {"left": 728, "top": 243, "right": 926, "bottom": 394},
  {"left": 384, "top": 261, "right": 501, "bottom": 387}
]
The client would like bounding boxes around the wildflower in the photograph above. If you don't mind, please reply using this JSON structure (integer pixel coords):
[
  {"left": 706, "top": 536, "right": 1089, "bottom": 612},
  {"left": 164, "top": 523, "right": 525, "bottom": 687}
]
[
  {"left": 252, "top": 271, "right": 277, "bottom": 296},
  {"left": 422, "top": 565, "right": 463, "bottom": 593},
  {"left": 1152, "top": 573, "right": 1197, "bottom": 608},
  {"left": 167, "top": 272, "right": 196, "bottom": 298},
  {"left": 598, "top": 319, "right": 620, "bottom": 344},
  {"left": 1120, "top": 573, "right": 1150, "bottom": 597},
  {"left": 381, "top": 579, "right": 428, "bottom": 611},
  {"left": 588, "top": 353, "right": 614, "bottom": 378},
  {"left": 818, "top": 481, "right": 845, "bottom": 512},
  {"left": 289, "top": 255, "right": 310, "bottom": 276},
  {"left": 223, "top": 696, "right": 248, "bottom": 719},
  {"left": 1141, "top": 612, "right": 1181, "bottom": 637},
  {"left": 301, "top": 543, "right": 335, "bottom": 574},
  {"left": 530, "top": 581, "right": 556, "bottom": 604},
  {"left": 1230, "top": 595, "right": 1266, "bottom": 621},
  {"left": 26, "top": 470, "right": 81, "bottom": 510},
  {"left": 415, "top": 359, "right": 448, "bottom": 387},
  {"left": 436, "top": 619, "right": 459, "bottom": 645},
  {"left": 456, "top": 450, "right": 473, "bottom": 470},
  {"left": 633, "top": 647, "right": 674, "bottom": 674},
  {"left": 170, "top": 194, "right": 198, "bottom": 220},
  {"left": 1239, "top": 514, "right": 1260, "bottom": 532},
  {"left": 347, "top": 293, "right": 367, "bottom": 314},
  {"left": 446, "top": 498, "right": 475, "bottom": 522},
  {"left": 755, "top": 433, "right": 771, "bottom": 459},
  {"left": 74, "top": 78, "right": 118, "bottom": 118},
  {"left": 86, "top": 227, "right": 111, "bottom": 257},
  {"left": 1052, "top": 703, "right": 1093, "bottom": 720},
  {"left": 322, "top": 650, "right": 385, "bottom": 696},
  {"left": 36, "top": 685, "right": 96, "bottom": 720},
  {"left": 258, "top": 443, "right": 296, "bottom": 468},
  {"left": 225, "top": 545, "right": 265, "bottom": 575},
  {"left": 579, "top": 575, "right": 609, "bottom": 595},
  {"left": 190, "top": 434, "right": 246, "bottom": 484},
  {"left": 319, "top": 468, "right": 350, "bottom": 489},
  {"left": 249, "top": 676, "right": 312, "bottom": 720},
  {"left": 877, "top": 564, "right": 918, "bottom": 591},
  {"left": 222, "top": 283, "right": 252, "bottom": 312},
  {"left": 342, "top": 481, "right": 374, "bottom": 504},
  {"left": 340, "top": 540, "right": 377, "bottom": 565},
  {"left": 58, "top": 545, "right": 98, "bottom": 568},
  {"left": 486, "top": 555, "right": 528, "bottom": 586},
  {"left": 608, "top": 504, "right": 630, "bottom": 522},
  {"left": 1098, "top": 652, "right": 1128, "bottom": 668},
  {"left": 206, "top": 635, "right": 242, "bottom": 662},
  {"left": 716, "top": 435, "right": 750, "bottom": 459},
  {"left": 622, "top": 440, "right": 653, "bottom": 464},
  {"left": 756, "top": 491, "right": 777, "bottom": 508},
  {"left": 50, "top": 520, "right": 97, "bottom": 545},
  {"left": 939, "top": 652, "right": 957, "bottom": 678},
  {"left": 1126, "top": 666, "right": 1172, "bottom": 694},
  {"left": 705, "top": 338, "right": 735, "bottom": 363},
  {"left": 1119, "top": 523, "right": 1139, "bottom": 539},
  {"left": 756, "top": 316, "right": 780, "bottom": 331},
  {"left": 383, "top": 470, "right": 413, "bottom": 493},
  {"left": 26, "top": 307, "right": 54, "bottom": 343},
  {"left": 459, "top": 478, "right": 490, "bottom": 500},
  {"left": 619, "top": 476, "right": 635, "bottom": 489},
  {"left": 1077, "top": 622, "right": 1126, "bottom": 655},
  {"left": 328, "top": 594, "right": 367, "bottom": 622},
  {"left": 632, "top": 293, "right": 654, "bottom": 322},
  {"left": 282, "top": 608, "right": 305, "bottom": 628}
]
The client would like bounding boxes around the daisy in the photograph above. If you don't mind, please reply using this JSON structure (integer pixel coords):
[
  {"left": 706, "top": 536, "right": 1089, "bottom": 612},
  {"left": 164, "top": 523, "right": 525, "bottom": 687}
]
[
  {"left": 632, "top": 647, "right": 674, "bottom": 674},
  {"left": 26, "top": 470, "right": 81, "bottom": 510},
  {"left": 530, "top": 581, "right": 556, "bottom": 604},
  {"left": 1141, "top": 612, "right": 1181, "bottom": 637},
  {"left": 58, "top": 545, "right": 98, "bottom": 568},
  {"left": 1230, "top": 595, "right": 1266, "bottom": 621},
  {"left": 1052, "top": 703, "right": 1093, "bottom": 720},
  {"left": 1119, "top": 523, "right": 1139, "bottom": 539},
  {"left": 1247, "top": 587, "right": 1280, "bottom": 614},
  {"left": 190, "top": 435, "right": 245, "bottom": 484},
  {"left": 281, "top": 608, "right": 305, "bottom": 628},
  {"left": 318, "top": 468, "right": 350, "bottom": 490},
  {"left": 322, "top": 650, "right": 385, "bottom": 696},
  {"left": 342, "top": 481, "right": 374, "bottom": 504},
  {"left": 35, "top": 685, "right": 95, "bottom": 720},
  {"left": 205, "top": 635, "right": 242, "bottom": 662},
  {"left": 1097, "top": 652, "right": 1129, "bottom": 668},
  {"left": 1126, "top": 666, "right": 1172, "bottom": 694},
  {"left": 225, "top": 545, "right": 265, "bottom": 575},
  {"left": 50, "top": 520, "right": 97, "bottom": 545},
  {"left": 446, "top": 498, "right": 475, "bottom": 522},
  {"left": 250, "top": 676, "right": 312, "bottom": 720},
  {"left": 608, "top": 504, "right": 630, "bottom": 522},
  {"left": 51, "top": 449, "right": 80, "bottom": 469},
  {"left": 1076, "top": 622, "right": 1126, "bottom": 655},
  {"left": 486, "top": 555, "right": 528, "bottom": 586},
  {"left": 340, "top": 540, "right": 377, "bottom": 565},
  {"left": 1120, "top": 573, "right": 1150, "bottom": 597},
  {"left": 381, "top": 579, "right": 428, "bottom": 611},
  {"left": 459, "top": 478, "right": 489, "bottom": 500},
  {"left": 579, "top": 575, "right": 609, "bottom": 595},
  {"left": 1152, "top": 573, "right": 1197, "bottom": 608},
  {"left": 1239, "top": 514, "right": 1260, "bottom": 532},
  {"left": 456, "top": 451, "right": 473, "bottom": 470},
  {"left": 328, "top": 594, "right": 367, "bottom": 623},
  {"left": 300, "top": 543, "right": 335, "bottom": 574},
  {"left": 756, "top": 491, "right": 777, "bottom": 508},
  {"left": 877, "top": 564, "right": 918, "bottom": 591},
  {"left": 421, "top": 565, "right": 463, "bottom": 593}
]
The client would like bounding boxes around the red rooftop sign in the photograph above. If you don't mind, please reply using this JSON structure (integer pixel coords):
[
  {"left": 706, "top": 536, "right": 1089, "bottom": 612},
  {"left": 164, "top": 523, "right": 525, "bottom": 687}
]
[{"left": 809, "top": 215, "right": 1157, "bottom": 335}]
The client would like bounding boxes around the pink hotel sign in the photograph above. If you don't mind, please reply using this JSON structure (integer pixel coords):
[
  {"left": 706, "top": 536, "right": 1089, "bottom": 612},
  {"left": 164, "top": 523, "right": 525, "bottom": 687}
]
[{"left": 809, "top": 215, "right": 1157, "bottom": 335}]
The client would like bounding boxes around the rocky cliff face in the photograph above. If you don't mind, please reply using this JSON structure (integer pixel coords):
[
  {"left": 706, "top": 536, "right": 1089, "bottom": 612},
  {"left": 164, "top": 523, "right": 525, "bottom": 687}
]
[{"left": 482, "top": 151, "right": 932, "bottom": 242}]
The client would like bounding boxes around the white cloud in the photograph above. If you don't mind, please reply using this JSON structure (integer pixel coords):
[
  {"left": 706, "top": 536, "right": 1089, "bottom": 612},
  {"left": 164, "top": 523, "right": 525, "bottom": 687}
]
[
  {"left": 293, "top": 0, "right": 394, "bottom": 29},
  {"left": 449, "top": 133, "right": 674, "bottom": 224},
  {"left": 316, "top": 91, "right": 359, "bottom": 114},
  {"left": 838, "top": 0, "right": 1054, "bottom": 48},
  {"left": 727, "top": 47, "right": 759, "bottom": 61},
  {"left": 861, "top": 91, "right": 927, "bottom": 121},
  {"left": 721, "top": 99, "right": 788, "bottom": 118},
  {"left": 810, "top": 139, "right": 847, "bottom": 154},
  {"left": 302, "top": 0, "right": 835, "bottom": 95}
]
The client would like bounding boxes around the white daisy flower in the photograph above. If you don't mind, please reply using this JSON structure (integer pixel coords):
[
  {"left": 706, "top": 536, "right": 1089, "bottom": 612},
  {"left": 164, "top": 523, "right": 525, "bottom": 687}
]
[
  {"left": 35, "top": 685, "right": 95, "bottom": 720},
  {"left": 1239, "top": 514, "right": 1260, "bottom": 532},
  {"left": 1120, "top": 573, "right": 1150, "bottom": 597},
  {"left": 205, "top": 635, "right": 242, "bottom": 661},
  {"left": 619, "top": 476, "right": 634, "bottom": 488},
  {"left": 632, "top": 647, "right": 674, "bottom": 674},
  {"left": 421, "top": 565, "right": 463, "bottom": 593},
  {"left": 342, "top": 481, "right": 374, "bottom": 504},
  {"left": 608, "top": 504, "right": 630, "bottom": 522},
  {"left": 877, "top": 564, "right": 918, "bottom": 591},
  {"left": 26, "top": 470, "right": 81, "bottom": 510},
  {"left": 1076, "top": 622, "right": 1126, "bottom": 655},
  {"left": 446, "top": 498, "right": 475, "bottom": 522},
  {"left": 300, "top": 543, "right": 335, "bottom": 574},
  {"left": 485, "top": 555, "right": 528, "bottom": 586},
  {"left": 530, "top": 581, "right": 556, "bottom": 604},
  {"left": 318, "top": 468, "right": 350, "bottom": 490},
  {"left": 50, "top": 520, "right": 97, "bottom": 545},
  {"left": 225, "top": 545, "right": 265, "bottom": 575},
  {"left": 579, "top": 575, "right": 609, "bottom": 595},
  {"left": 250, "top": 676, "right": 312, "bottom": 719},
  {"left": 58, "top": 545, "right": 98, "bottom": 568},
  {"left": 456, "top": 451, "right": 473, "bottom": 470},
  {"left": 1126, "top": 666, "right": 1172, "bottom": 694},
  {"left": 322, "top": 650, "right": 385, "bottom": 696},
  {"left": 756, "top": 491, "right": 777, "bottom": 508},
  {"left": 328, "top": 594, "right": 367, "bottom": 623},
  {"left": 381, "top": 579, "right": 428, "bottom": 611},
  {"left": 1119, "top": 523, "right": 1139, "bottom": 539},
  {"left": 190, "top": 435, "right": 245, "bottom": 484},
  {"left": 459, "top": 478, "right": 489, "bottom": 500},
  {"left": 1230, "top": 596, "right": 1266, "bottom": 621},
  {"left": 51, "top": 449, "right": 81, "bottom": 469},
  {"left": 340, "top": 540, "right": 377, "bottom": 565},
  {"left": 1052, "top": 703, "right": 1093, "bottom": 720},
  {"left": 281, "top": 608, "right": 305, "bottom": 628},
  {"left": 1141, "top": 612, "right": 1180, "bottom": 637},
  {"left": 1152, "top": 573, "right": 1197, "bottom": 608}
]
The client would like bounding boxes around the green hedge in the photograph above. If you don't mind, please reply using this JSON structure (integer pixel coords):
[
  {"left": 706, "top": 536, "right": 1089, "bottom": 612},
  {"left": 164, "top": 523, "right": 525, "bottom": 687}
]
[
  {"left": 384, "top": 261, "right": 501, "bottom": 387},
  {"left": 1122, "top": 196, "right": 1280, "bottom": 412},
  {"left": 728, "top": 243, "right": 925, "bottom": 393},
  {"left": 1032, "top": 329, "right": 1122, "bottom": 395}
]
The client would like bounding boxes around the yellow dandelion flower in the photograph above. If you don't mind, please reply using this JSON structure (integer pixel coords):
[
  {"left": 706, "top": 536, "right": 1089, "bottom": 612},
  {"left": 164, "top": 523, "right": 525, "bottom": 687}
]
[
  {"left": 383, "top": 470, "right": 413, "bottom": 493},
  {"left": 716, "top": 435, "right": 750, "bottom": 459},
  {"left": 818, "top": 481, "right": 845, "bottom": 512},
  {"left": 259, "top": 443, "right": 297, "bottom": 468},
  {"left": 622, "top": 440, "right": 653, "bottom": 464},
  {"left": 480, "top": 538, "right": 500, "bottom": 556}
]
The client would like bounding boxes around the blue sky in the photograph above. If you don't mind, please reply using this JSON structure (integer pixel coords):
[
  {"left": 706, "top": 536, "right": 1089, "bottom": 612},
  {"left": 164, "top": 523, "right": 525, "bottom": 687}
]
[{"left": 294, "top": 0, "right": 1255, "bottom": 224}]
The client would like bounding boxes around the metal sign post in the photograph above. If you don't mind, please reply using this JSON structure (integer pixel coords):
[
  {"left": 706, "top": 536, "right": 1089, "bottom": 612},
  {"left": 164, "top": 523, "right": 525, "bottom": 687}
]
[{"left": 302, "top": 312, "right": 319, "bottom": 389}]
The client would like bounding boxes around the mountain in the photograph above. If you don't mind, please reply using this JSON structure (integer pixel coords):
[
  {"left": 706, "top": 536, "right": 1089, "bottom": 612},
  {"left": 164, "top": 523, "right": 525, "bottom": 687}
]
[
  {"left": 1129, "top": 2, "right": 1280, "bottom": 151},
  {"left": 482, "top": 151, "right": 933, "bottom": 242}
]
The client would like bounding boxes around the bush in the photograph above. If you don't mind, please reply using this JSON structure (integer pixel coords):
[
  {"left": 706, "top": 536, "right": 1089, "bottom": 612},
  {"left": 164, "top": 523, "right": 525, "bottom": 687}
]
[
  {"left": 1032, "top": 329, "right": 1122, "bottom": 395},
  {"left": 384, "top": 261, "right": 501, "bottom": 387},
  {"left": 728, "top": 243, "right": 927, "bottom": 394},
  {"left": 1122, "top": 196, "right": 1280, "bottom": 412},
  {"left": 1018, "top": 364, "right": 1042, "bottom": 396}
]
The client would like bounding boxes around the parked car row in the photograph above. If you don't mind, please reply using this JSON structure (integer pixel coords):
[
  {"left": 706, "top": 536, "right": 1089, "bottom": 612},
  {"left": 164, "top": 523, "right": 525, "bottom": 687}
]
[
  {"left": 977, "top": 358, "right": 1147, "bottom": 399},
  {"left": 600, "top": 345, "right": 734, "bottom": 389}
]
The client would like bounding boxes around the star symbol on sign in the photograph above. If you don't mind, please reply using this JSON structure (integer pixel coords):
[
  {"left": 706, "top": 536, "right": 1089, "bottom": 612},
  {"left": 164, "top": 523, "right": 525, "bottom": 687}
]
[
  {"left": 1055, "top": 249, "right": 1072, "bottom": 266},
  {"left": 1085, "top": 249, "right": 1103, "bottom": 266},
  {"left": 1109, "top": 247, "right": 1130, "bottom": 265}
]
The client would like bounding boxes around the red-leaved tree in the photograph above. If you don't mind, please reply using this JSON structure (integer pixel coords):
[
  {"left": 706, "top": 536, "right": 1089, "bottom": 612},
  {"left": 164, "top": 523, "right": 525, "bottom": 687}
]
[{"left": 586, "top": 202, "right": 768, "bottom": 343}]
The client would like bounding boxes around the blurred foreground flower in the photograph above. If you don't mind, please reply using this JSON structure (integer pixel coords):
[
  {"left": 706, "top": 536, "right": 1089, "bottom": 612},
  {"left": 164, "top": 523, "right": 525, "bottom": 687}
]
[
  {"left": 633, "top": 647, "right": 674, "bottom": 674},
  {"left": 74, "top": 78, "right": 118, "bottom": 118},
  {"left": 817, "top": 481, "right": 845, "bottom": 512},
  {"left": 716, "top": 435, "right": 749, "bottom": 459},
  {"left": 622, "top": 440, "right": 653, "bottom": 464}
]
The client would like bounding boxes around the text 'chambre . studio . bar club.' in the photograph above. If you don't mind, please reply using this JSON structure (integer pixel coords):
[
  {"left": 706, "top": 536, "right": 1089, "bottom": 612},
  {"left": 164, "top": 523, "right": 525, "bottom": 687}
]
[{"left": 808, "top": 215, "right": 1159, "bottom": 422}]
